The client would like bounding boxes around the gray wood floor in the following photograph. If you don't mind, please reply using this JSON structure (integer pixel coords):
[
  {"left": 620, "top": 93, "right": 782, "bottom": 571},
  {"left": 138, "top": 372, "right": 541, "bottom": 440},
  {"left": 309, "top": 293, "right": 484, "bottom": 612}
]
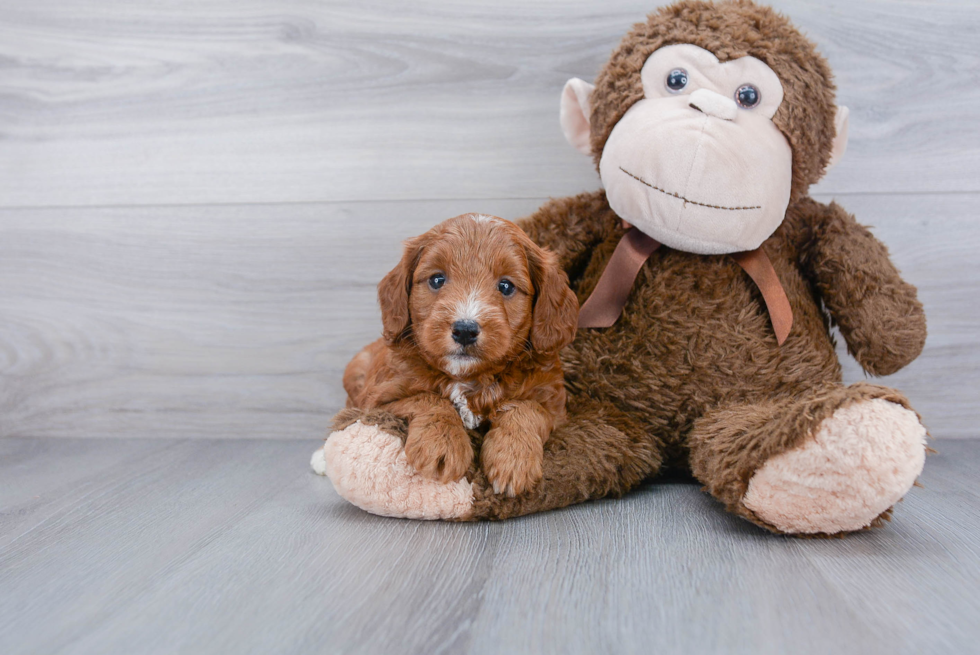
[{"left": 1, "top": 437, "right": 978, "bottom": 655}]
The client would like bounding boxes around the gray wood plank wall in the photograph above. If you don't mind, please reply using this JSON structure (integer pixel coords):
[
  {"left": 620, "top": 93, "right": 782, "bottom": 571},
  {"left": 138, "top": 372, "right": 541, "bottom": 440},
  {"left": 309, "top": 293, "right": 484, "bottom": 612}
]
[{"left": 1, "top": 0, "right": 977, "bottom": 440}]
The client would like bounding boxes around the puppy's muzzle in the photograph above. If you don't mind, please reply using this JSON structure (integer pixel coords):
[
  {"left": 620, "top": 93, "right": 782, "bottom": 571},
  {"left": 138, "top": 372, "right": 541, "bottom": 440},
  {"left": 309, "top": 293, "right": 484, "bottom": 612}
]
[{"left": 451, "top": 320, "right": 480, "bottom": 346}]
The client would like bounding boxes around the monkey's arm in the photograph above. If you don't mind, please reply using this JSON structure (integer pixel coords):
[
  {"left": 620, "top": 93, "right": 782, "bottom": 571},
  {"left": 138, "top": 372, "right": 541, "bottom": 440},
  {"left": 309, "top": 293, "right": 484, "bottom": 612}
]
[
  {"left": 796, "top": 199, "right": 926, "bottom": 376},
  {"left": 517, "top": 190, "right": 618, "bottom": 275}
]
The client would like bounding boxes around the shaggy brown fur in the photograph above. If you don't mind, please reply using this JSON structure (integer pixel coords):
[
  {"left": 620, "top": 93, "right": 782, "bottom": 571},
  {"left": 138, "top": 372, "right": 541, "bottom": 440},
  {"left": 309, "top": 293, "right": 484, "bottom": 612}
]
[
  {"left": 335, "top": 0, "right": 927, "bottom": 533},
  {"left": 343, "top": 214, "right": 578, "bottom": 495},
  {"left": 489, "top": 187, "right": 926, "bottom": 530}
]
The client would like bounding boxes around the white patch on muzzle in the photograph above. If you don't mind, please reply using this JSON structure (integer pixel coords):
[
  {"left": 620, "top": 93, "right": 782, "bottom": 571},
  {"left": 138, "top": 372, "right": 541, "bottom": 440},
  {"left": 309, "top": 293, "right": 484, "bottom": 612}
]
[
  {"left": 453, "top": 290, "right": 484, "bottom": 323},
  {"left": 444, "top": 291, "right": 483, "bottom": 379},
  {"left": 444, "top": 355, "right": 477, "bottom": 378}
]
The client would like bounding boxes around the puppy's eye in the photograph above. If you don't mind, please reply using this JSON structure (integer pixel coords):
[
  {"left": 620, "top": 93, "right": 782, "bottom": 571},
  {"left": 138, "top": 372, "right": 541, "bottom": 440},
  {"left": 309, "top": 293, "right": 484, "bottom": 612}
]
[
  {"left": 428, "top": 273, "right": 446, "bottom": 290},
  {"left": 497, "top": 279, "right": 516, "bottom": 296}
]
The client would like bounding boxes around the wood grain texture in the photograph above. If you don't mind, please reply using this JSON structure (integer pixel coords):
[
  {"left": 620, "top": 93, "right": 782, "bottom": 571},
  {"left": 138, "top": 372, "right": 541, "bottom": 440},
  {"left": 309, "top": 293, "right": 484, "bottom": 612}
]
[
  {"left": 0, "top": 437, "right": 978, "bottom": 654},
  {"left": 1, "top": 193, "right": 975, "bottom": 440},
  {"left": 0, "top": 0, "right": 978, "bottom": 208},
  {"left": 0, "top": 0, "right": 975, "bottom": 441},
  {"left": 0, "top": 198, "right": 535, "bottom": 440}
]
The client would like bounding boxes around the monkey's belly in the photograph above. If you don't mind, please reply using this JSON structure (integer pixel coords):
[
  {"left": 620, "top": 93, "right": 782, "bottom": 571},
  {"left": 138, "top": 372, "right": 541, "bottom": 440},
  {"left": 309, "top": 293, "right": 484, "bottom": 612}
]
[{"left": 562, "top": 249, "right": 841, "bottom": 447}]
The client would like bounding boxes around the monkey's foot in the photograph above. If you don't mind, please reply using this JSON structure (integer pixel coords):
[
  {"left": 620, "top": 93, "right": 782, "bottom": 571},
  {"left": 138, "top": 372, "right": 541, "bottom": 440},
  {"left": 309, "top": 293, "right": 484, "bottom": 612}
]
[
  {"left": 743, "top": 398, "right": 927, "bottom": 534},
  {"left": 314, "top": 421, "right": 474, "bottom": 520}
]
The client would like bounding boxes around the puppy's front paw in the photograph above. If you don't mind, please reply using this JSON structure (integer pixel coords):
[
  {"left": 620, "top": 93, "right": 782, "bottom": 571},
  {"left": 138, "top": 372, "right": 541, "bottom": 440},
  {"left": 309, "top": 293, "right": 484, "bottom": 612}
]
[
  {"left": 405, "top": 420, "right": 474, "bottom": 484},
  {"left": 481, "top": 427, "right": 544, "bottom": 497}
]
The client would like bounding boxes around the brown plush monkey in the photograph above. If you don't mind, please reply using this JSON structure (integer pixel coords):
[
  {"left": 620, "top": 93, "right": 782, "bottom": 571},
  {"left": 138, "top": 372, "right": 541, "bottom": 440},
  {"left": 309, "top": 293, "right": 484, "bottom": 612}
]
[{"left": 313, "top": 0, "right": 929, "bottom": 535}]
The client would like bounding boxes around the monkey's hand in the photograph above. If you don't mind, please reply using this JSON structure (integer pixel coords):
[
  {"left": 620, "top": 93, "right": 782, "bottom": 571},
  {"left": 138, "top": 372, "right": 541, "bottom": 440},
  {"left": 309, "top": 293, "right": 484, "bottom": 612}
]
[{"left": 799, "top": 199, "right": 926, "bottom": 376}]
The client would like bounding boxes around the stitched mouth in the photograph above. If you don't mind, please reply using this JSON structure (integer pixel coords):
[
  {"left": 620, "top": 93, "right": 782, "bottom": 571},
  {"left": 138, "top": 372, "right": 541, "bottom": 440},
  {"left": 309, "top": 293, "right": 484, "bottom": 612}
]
[{"left": 619, "top": 167, "right": 761, "bottom": 211}]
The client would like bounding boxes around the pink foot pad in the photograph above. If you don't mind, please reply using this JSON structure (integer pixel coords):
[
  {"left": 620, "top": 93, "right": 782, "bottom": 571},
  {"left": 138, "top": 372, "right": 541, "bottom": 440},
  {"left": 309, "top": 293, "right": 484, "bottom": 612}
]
[
  {"left": 312, "top": 421, "right": 474, "bottom": 520},
  {"left": 743, "top": 398, "right": 927, "bottom": 534}
]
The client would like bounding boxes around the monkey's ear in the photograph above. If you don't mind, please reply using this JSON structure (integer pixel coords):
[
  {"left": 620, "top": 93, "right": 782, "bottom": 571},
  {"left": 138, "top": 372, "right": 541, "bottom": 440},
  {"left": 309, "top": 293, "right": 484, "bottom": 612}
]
[
  {"left": 560, "top": 78, "right": 595, "bottom": 156},
  {"left": 827, "top": 105, "right": 850, "bottom": 170}
]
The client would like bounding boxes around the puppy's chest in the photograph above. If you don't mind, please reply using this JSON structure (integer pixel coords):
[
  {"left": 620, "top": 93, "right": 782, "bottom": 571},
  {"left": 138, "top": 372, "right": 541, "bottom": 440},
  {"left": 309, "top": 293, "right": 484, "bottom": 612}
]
[{"left": 446, "top": 382, "right": 500, "bottom": 430}]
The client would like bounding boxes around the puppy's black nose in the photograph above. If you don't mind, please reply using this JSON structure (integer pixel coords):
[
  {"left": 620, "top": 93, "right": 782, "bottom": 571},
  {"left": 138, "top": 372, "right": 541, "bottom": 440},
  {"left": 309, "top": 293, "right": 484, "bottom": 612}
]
[{"left": 451, "top": 320, "right": 480, "bottom": 346}]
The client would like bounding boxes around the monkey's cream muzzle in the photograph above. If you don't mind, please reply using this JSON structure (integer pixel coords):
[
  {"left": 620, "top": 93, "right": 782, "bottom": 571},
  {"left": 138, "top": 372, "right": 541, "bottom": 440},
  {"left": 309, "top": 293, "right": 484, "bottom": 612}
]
[{"left": 599, "top": 91, "right": 793, "bottom": 254}]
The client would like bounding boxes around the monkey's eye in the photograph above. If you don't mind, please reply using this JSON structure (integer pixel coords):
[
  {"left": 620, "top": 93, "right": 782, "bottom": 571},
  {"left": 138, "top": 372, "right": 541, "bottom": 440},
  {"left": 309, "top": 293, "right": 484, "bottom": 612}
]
[
  {"left": 497, "top": 279, "right": 516, "bottom": 296},
  {"left": 735, "top": 84, "right": 761, "bottom": 108},
  {"left": 665, "top": 68, "right": 688, "bottom": 92},
  {"left": 428, "top": 273, "right": 446, "bottom": 290}
]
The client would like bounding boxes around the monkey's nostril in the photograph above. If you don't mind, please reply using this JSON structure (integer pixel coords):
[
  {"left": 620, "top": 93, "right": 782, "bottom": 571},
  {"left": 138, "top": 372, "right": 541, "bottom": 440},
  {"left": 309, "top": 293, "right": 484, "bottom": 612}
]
[
  {"left": 451, "top": 320, "right": 480, "bottom": 346},
  {"left": 688, "top": 88, "right": 738, "bottom": 121}
]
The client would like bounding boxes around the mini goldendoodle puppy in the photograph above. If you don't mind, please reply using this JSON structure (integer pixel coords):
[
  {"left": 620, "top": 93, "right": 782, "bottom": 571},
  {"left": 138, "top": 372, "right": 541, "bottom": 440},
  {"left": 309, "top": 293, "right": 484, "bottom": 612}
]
[{"left": 342, "top": 213, "right": 578, "bottom": 496}]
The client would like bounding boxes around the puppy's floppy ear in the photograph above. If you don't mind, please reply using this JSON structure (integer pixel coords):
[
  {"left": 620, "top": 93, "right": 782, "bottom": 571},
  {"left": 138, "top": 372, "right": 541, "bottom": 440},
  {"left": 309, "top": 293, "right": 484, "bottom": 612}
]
[
  {"left": 525, "top": 240, "right": 579, "bottom": 353},
  {"left": 378, "top": 234, "right": 426, "bottom": 343}
]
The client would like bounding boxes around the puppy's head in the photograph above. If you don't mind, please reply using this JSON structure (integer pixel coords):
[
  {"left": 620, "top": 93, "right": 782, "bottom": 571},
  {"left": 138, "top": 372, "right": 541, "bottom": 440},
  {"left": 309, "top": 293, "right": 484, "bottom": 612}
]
[{"left": 378, "top": 214, "right": 578, "bottom": 379}]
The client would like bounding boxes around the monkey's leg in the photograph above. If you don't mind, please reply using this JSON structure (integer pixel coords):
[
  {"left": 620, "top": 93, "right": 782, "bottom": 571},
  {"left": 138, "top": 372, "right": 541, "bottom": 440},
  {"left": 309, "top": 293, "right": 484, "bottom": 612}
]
[
  {"left": 313, "top": 400, "right": 663, "bottom": 521},
  {"left": 688, "top": 383, "right": 928, "bottom": 535}
]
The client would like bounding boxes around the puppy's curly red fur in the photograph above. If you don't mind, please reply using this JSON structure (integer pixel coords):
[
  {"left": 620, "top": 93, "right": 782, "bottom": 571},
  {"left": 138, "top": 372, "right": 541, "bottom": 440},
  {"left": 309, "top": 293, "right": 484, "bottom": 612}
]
[{"left": 343, "top": 214, "right": 579, "bottom": 495}]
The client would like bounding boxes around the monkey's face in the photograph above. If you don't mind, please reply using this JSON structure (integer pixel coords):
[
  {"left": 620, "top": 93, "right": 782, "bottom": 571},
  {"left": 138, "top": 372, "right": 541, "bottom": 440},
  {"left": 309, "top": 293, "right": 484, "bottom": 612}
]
[
  {"left": 559, "top": 5, "right": 850, "bottom": 255},
  {"left": 599, "top": 45, "right": 792, "bottom": 254}
]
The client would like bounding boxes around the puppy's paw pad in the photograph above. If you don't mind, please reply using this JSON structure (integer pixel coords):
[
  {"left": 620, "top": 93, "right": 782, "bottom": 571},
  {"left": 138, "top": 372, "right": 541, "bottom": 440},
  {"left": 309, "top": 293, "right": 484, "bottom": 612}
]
[{"left": 323, "top": 421, "right": 474, "bottom": 520}]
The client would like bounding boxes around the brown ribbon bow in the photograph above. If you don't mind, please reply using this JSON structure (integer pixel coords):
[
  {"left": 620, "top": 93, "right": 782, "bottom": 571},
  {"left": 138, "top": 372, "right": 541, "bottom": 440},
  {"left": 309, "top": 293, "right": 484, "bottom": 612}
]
[{"left": 577, "top": 227, "right": 793, "bottom": 345}]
